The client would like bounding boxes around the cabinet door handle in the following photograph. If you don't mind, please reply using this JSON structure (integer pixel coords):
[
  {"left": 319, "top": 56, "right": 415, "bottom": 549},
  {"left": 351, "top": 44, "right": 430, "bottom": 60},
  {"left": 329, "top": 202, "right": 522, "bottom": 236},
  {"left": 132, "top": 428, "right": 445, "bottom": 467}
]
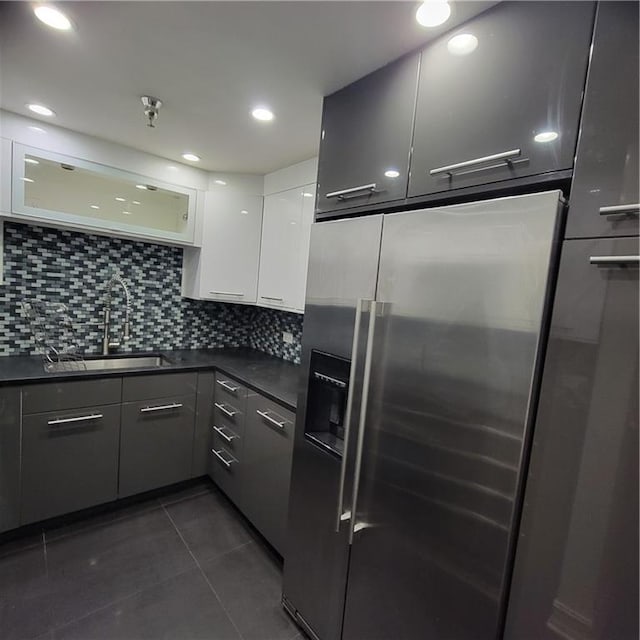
[
  {"left": 213, "top": 425, "right": 238, "bottom": 442},
  {"left": 48, "top": 413, "right": 103, "bottom": 425},
  {"left": 260, "top": 296, "right": 284, "bottom": 302},
  {"left": 326, "top": 183, "right": 378, "bottom": 200},
  {"left": 211, "top": 448, "right": 236, "bottom": 467},
  {"left": 216, "top": 380, "right": 239, "bottom": 393},
  {"left": 209, "top": 291, "right": 244, "bottom": 297},
  {"left": 429, "top": 149, "right": 521, "bottom": 176},
  {"left": 599, "top": 203, "right": 640, "bottom": 216},
  {"left": 256, "top": 409, "right": 286, "bottom": 429},
  {"left": 140, "top": 403, "right": 183, "bottom": 413},
  {"left": 589, "top": 255, "right": 640, "bottom": 266},
  {"left": 214, "top": 402, "right": 237, "bottom": 418}
]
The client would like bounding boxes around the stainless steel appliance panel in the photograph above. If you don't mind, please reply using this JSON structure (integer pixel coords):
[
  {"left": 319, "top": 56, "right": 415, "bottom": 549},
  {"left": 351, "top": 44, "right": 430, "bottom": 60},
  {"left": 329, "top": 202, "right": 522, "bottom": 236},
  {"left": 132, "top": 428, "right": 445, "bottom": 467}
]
[
  {"left": 283, "top": 215, "right": 383, "bottom": 640},
  {"left": 504, "top": 237, "right": 639, "bottom": 640},
  {"left": 341, "top": 192, "right": 563, "bottom": 640}
]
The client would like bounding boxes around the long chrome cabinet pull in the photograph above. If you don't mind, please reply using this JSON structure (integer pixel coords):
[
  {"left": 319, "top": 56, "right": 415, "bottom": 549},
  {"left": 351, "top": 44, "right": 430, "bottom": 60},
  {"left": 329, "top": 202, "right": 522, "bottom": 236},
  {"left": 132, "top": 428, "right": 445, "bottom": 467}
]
[
  {"left": 349, "top": 300, "right": 379, "bottom": 544},
  {"left": 590, "top": 255, "right": 640, "bottom": 266},
  {"left": 209, "top": 291, "right": 244, "bottom": 297},
  {"left": 256, "top": 410, "right": 286, "bottom": 429},
  {"left": 260, "top": 296, "right": 284, "bottom": 302},
  {"left": 599, "top": 203, "right": 640, "bottom": 216},
  {"left": 48, "top": 413, "right": 103, "bottom": 425},
  {"left": 211, "top": 448, "right": 236, "bottom": 467},
  {"left": 214, "top": 402, "right": 237, "bottom": 417},
  {"left": 335, "top": 298, "right": 368, "bottom": 532},
  {"left": 140, "top": 403, "right": 183, "bottom": 413},
  {"left": 326, "top": 183, "right": 378, "bottom": 200},
  {"left": 429, "top": 149, "right": 521, "bottom": 176},
  {"left": 216, "top": 380, "right": 239, "bottom": 392},
  {"left": 213, "top": 425, "right": 238, "bottom": 442}
]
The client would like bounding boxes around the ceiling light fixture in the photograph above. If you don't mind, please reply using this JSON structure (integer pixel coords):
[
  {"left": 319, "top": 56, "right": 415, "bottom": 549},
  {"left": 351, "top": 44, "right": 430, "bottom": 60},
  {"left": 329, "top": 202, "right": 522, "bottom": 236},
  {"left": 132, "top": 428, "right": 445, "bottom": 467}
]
[
  {"left": 122, "top": 211, "right": 132, "bottom": 215},
  {"left": 27, "top": 103, "right": 55, "bottom": 117},
  {"left": 135, "top": 184, "right": 148, "bottom": 190},
  {"left": 132, "top": 200, "right": 141, "bottom": 205},
  {"left": 90, "top": 204, "right": 100, "bottom": 209},
  {"left": 252, "top": 107, "right": 274, "bottom": 122},
  {"left": 416, "top": 1, "right": 451, "bottom": 28},
  {"left": 115, "top": 197, "right": 126, "bottom": 202},
  {"left": 447, "top": 33, "right": 479, "bottom": 56},
  {"left": 140, "top": 96, "right": 162, "bottom": 128},
  {"left": 182, "top": 153, "right": 200, "bottom": 162},
  {"left": 34, "top": 5, "right": 72, "bottom": 31},
  {"left": 534, "top": 131, "right": 559, "bottom": 143}
]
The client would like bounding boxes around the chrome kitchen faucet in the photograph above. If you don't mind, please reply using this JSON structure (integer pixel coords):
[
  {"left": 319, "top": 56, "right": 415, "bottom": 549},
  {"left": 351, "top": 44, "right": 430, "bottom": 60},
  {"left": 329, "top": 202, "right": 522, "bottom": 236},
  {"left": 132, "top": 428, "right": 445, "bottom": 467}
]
[{"left": 102, "top": 272, "right": 132, "bottom": 355}]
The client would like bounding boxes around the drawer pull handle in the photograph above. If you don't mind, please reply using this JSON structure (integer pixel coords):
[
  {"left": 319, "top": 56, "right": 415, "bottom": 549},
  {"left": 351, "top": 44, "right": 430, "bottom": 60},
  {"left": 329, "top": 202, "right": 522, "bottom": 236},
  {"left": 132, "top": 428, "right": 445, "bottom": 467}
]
[
  {"left": 213, "top": 425, "right": 238, "bottom": 442},
  {"left": 599, "top": 203, "right": 640, "bottom": 216},
  {"left": 211, "top": 448, "right": 236, "bottom": 467},
  {"left": 209, "top": 291, "right": 244, "bottom": 297},
  {"left": 215, "top": 402, "right": 237, "bottom": 418},
  {"left": 589, "top": 255, "right": 640, "bottom": 266},
  {"left": 140, "top": 403, "right": 183, "bottom": 413},
  {"left": 430, "top": 149, "right": 521, "bottom": 176},
  {"left": 216, "top": 380, "right": 239, "bottom": 392},
  {"left": 326, "top": 183, "right": 378, "bottom": 200},
  {"left": 256, "top": 409, "right": 286, "bottom": 429},
  {"left": 48, "top": 413, "right": 103, "bottom": 425},
  {"left": 260, "top": 296, "right": 284, "bottom": 302}
]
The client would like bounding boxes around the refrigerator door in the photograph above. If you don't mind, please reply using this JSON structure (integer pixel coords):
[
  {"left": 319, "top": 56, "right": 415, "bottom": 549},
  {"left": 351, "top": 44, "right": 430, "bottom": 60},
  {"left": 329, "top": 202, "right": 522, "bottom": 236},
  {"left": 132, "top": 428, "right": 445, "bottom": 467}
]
[
  {"left": 341, "top": 191, "right": 563, "bottom": 640},
  {"left": 283, "top": 215, "right": 383, "bottom": 640},
  {"left": 504, "top": 237, "right": 639, "bottom": 640}
]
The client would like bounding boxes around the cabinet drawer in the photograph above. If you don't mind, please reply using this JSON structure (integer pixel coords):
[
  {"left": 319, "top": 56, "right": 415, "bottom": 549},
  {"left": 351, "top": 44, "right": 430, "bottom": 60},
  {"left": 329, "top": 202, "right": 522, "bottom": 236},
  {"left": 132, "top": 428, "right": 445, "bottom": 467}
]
[
  {"left": 214, "top": 372, "right": 248, "bottom": 403},
  {"left": 244, "top": 394, "right": 295, "bottom": 554},
  {"left": 22, "top": 378, "right": 121, "bottom": 414},
  {"left": 21, "top": 404, "right": 121, "bottom": 524},
  {"left": 119, "top": 394, "right": 196, "bottom": 497},
  {"left": 122, "top": 372, "right": 197, "bottom": 402},
  {"left": 209, "top": 445, "right": 243, "bottom": 508},
  {"left": 212, "top": 423, "right": 242, "bottom": 460}
]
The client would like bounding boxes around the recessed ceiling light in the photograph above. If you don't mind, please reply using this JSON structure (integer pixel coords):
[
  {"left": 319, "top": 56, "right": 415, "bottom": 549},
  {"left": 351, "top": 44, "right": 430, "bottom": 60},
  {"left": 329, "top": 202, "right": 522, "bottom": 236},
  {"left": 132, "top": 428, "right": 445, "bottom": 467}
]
[
  {"left": 214, "top": 179, "right": 227, "bottom": 186},
  {"left": 27, "top": 103, "right": 55, "bottom": 117},
  {"left": 24, "top": 158, "right": 40, "bottom": 165},
  {"left": 22, "top": 177, "right": 34, "bottom": 183},
  {"left": 34, "top": 5, "right": 73, "bottom": 31},
  {"left": 302, "top": 192, "right": 314, "bottom": 198},
  {"left": 132, "top": 200, "right": 141, "bottom": 205},
  {"left": 122, "top": 211, "right": 132, "bottom": 215},
  {"left": 90, "top": 204, "right": 100, "bottom": 209},
  {"left": 384, "top": 169, "right": 400, "bottom": 178},
  {"left": 182, "top": 153, "right": 200, "bottom": 162},
  {"left": 115, "top": 197, "right": 126, "bottom": 202},
  {"left": 252, "top": 107, "right": 274, "bottom": 122},
  {"left": 447, "top": 33, "right": 478, "bottom": 56},
  {"left": 416, "top": 1, "right": 451, "bottom": 28},
  {"left": 135, "top": 184, "right": 148, "bottom": 190},
  {"left": 534, "top": 131, "right": 559, "bottom": 143},
  {"left": 240, "top": 210, "right": 249, "bottom": 215}
]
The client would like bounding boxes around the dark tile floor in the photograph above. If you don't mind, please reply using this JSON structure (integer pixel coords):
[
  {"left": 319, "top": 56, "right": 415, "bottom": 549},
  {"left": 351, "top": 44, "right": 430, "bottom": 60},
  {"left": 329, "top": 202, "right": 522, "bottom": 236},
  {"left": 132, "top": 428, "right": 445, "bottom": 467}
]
[{"left": 0, "top": 480, "right": 302, "bottom": 640}]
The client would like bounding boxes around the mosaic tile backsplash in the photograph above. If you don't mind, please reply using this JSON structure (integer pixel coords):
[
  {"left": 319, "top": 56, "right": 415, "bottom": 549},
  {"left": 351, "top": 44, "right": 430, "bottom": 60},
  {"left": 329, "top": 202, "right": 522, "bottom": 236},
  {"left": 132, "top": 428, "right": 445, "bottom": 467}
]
[{"left": 1, "top": 222, "right": 303, "bottom": 363}]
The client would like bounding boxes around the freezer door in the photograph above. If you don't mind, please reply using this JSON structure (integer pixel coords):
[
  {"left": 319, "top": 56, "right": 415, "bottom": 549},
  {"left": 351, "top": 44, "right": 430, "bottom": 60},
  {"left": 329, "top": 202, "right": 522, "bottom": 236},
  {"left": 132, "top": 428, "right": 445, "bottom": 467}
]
[
  {"left": 341, "top": 192, "right": 563, "bottom": 640},
  {"left": 504, "top": 238, "right": 639, "bottom": 640},
  {"left": 283, "top": 215, "right": 383, "bottom": 640}
]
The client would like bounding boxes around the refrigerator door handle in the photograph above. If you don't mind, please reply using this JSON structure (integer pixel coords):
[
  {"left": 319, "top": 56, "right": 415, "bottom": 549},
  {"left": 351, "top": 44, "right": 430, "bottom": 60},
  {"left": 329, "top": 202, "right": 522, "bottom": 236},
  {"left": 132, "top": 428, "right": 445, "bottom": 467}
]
[
  {"left": 335, "top": 298, "right": 370, "bottom": 532},
  {"left": 348, "top": 300, "right": 381, "bottom": 544}
]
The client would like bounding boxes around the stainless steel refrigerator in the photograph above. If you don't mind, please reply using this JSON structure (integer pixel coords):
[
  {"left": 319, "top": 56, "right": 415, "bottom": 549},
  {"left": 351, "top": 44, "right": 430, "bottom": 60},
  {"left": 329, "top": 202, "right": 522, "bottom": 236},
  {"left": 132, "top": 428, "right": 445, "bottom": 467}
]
[{"left": 282, "top": 190, "right": 565, "bottom": 640}]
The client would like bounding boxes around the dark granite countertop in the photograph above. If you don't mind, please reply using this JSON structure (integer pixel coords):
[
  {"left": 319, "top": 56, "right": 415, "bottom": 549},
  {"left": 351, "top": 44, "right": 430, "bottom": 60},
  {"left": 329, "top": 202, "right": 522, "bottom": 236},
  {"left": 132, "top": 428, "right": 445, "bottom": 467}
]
[{"left": 0, "top": 348, "right": 301, "bottom": 411}]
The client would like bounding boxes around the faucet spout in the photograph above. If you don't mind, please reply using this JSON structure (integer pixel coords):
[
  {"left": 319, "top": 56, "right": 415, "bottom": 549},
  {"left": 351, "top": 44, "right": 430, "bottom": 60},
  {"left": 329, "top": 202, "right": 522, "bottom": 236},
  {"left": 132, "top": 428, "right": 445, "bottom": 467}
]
[{"left": 102, "top": 273, "right": 132, "bottom": 355}]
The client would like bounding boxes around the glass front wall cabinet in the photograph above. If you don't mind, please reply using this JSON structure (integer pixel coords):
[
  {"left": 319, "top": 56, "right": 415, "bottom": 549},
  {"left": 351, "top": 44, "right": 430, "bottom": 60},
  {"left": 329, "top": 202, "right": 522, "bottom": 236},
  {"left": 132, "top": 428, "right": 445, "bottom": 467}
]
[{"left": 12, "top": 143, "right": 197, "bottom": 245}]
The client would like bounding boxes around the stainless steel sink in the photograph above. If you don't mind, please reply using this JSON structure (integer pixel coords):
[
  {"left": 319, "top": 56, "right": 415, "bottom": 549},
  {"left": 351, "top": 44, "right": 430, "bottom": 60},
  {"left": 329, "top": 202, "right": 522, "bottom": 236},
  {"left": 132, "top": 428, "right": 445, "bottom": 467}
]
[{"left": 46, "top": 355, "right": 172, "bottom": 373}]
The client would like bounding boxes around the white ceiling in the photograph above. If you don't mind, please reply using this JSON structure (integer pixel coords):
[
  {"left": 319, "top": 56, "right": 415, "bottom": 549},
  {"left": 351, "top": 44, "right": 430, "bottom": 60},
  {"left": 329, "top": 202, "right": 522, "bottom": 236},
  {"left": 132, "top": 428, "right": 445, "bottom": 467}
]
[{"left": 0, "top": 1, "right": 494, "bottom": 174}]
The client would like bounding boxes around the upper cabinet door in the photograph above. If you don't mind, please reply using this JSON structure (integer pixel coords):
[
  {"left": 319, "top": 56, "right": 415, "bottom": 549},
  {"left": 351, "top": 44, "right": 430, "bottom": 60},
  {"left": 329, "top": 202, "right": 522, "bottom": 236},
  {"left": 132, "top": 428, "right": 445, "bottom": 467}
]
[
  {"left": 408, "top": 2, "right": 595, "bottom": 198},
  {"left": 316, "top": 53, "right": 419, "bottom": 214},
  {"left": 197, "top": 189, "right": 263, "bottom": 304},
  {"left": 566, "top": 2, "right": 639, "bottom": 239}
]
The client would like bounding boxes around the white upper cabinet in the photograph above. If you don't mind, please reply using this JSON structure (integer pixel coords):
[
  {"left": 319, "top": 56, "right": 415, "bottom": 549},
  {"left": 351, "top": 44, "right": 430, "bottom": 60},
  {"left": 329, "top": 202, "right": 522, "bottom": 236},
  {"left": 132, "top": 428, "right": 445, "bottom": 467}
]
[
  {"left": 183, "top": 187, "right": 263, "bottom": 303},
  {"left": 257, "top": 184, "right": 315, "bottom": 313}
]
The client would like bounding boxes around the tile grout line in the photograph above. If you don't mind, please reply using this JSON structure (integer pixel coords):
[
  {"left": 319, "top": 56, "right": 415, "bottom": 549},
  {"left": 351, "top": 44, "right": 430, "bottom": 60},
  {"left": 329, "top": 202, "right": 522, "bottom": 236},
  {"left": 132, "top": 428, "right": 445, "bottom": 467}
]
[{"left": 161, "top": 502, "right": 248, "bottom": 640}]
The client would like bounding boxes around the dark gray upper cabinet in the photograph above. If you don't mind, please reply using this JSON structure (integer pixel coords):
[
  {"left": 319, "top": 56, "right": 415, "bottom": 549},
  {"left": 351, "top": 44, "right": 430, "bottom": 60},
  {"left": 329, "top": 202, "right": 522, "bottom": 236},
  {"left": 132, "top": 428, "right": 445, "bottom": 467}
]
[
  {"left": 505, "top": 237, "right": 639, "bottom": 640},
  {"left": 316, "top": 53, "right": 420, "bottom": 214},
  {"left": 0, "top": 387, "right": 21, "bottom": 533},
  {"left": 566, "top": 1, "right": 639, "bottom": 239},
  {"left": 409, "top": 1, "right": 595, "bottom": 198}
]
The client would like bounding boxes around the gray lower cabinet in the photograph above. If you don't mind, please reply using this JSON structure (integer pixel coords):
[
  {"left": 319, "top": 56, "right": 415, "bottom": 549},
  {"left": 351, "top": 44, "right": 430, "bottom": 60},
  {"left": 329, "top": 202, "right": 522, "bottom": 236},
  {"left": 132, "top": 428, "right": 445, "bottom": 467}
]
[
  {"left": 505, "top": 237, "right": 639, "bottom": 639},
  {"left": 192, "top": 372, "right": 214, "bottom": 477},
  {"left": 0, "top": 387, "right": 21, "bottom": 532},
  {"left": 21, "top": 404, "right": 121, "bottom": 524},
  {"left": 119, "top": 394, "right": 196, "bottom": 497},
  {"left": 408, "top": 1, "right": 595, "bottom": 198},
  {"left": 243, "top": 393, "right": 295, "bottom": 555},
  {"left": 565, "top": 1, "right": 639, "bottom": 239}
]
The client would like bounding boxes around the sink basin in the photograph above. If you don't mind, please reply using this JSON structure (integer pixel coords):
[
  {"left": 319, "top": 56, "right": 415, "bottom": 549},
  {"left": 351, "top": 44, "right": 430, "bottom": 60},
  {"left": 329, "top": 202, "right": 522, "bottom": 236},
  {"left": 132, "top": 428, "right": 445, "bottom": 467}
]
[{"left": 46, "top": 354, "right": 172, "bottom": 373}]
